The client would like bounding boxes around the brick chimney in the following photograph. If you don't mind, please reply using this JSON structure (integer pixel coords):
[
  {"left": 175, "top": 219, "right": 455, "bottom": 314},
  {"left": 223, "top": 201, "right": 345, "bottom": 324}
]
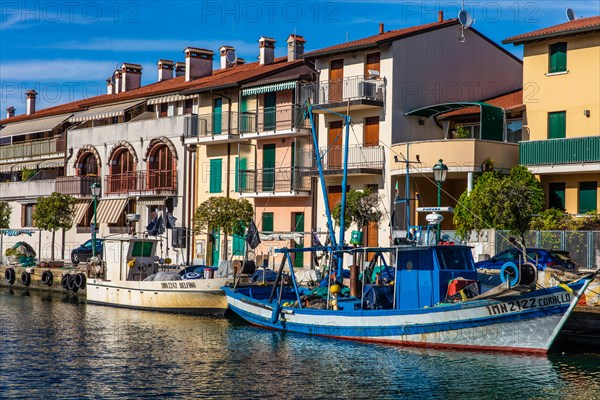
[
  {"left": 184, "top": 47, "right": 214, "bottom": 81},
  {"left": 158, "top": 59, "right": 174, "bottom": 81},
  {"left": 379, "top": 23, "right": 384, "bottom": 34},
  {"left": 121, "top": 63, "right": 142, "bottom": 92},
  {"left": 25, "top": 90, "right": 37, "bottom": 115},
  {"left": 175, "top": 62, "right": 186, "bottom": 77},
  {"left": 438, "top": 10, "right": 444, "bottom": 22},
  {"left": 6, "top": 106, "right": 15, "bottom": 119},
  {"left": 259, "top": 37, "right": 276, "bottom": 65},
  {"left": 219, "top": 46, "right": 235, "bottom": 69},
  {"left": 286, "top": 34, "right": 305, "bottom": 61},
  {"left": 106, "top": 77, "right": 114, "bottom": 95}
]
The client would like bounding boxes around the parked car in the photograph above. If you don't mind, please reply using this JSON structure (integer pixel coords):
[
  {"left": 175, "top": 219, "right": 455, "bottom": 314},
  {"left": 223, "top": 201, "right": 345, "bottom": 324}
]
[
  {"left": 71, "top": 239, "right": 103, "bottom": 265},
  {"left": 475, "top": 248, "right": 578, "bottom": 271}
]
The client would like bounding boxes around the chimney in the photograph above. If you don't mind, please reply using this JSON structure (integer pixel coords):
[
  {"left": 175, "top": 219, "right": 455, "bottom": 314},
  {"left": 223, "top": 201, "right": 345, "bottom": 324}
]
[
  {"left": 438, "top": 10, "right": 444, "bottom": 22},
  {"left": 158, "top": 59, "right": 174, "bottom": 81},
  {"left": 113, "top": 70, "right": 122, "bottom": 94},
  {"left": 6, "top": 106, "right": 15, "bottom": 119},
  {"left": 379, "top": 23, "right": 384, "bottom": 34},
  {"left": 25, "top": 90, "right": 37, "bottom": 115},
  {"left": 106, "top": 78, "right": 114, "bottom": 95},
  {"left": 234, "top": 58, "right": 246, "bottom": 66},
  {"left": 184, "top": 47, "right": 214, "bottom": 81},
  {"left": 286, "top": 34, "right": 305, "bottom": 62},
  {"left": 259, "top": 37, "right": 276, "bottom": 65},
  {"left": 121, "top": 63, "right": 142, "bottom": 92},
  {"left": 175, "top": 62, "right": 186, "bottom": 77},
  {"left": 219, "top": 46, "right": 235, "bottom": 69}
]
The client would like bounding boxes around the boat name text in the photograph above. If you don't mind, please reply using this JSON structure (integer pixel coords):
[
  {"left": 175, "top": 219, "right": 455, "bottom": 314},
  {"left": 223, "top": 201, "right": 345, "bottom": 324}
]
[
  {"left": 160, "top": 282, "right": 197, "bottom": 289},
  {"left": 485, "top": 293, "right": 571, "bottom": 316}
]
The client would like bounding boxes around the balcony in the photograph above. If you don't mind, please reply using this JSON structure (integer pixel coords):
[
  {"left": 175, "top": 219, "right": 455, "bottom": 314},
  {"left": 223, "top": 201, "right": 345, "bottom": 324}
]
[
  {"left": 238, "top": 167, "right": 311, "bottom": 197},
  {"left": 105, "top": 170, "right": 177, "bottom": 196},
  {"left": 56, "top": 176, "right": 101, "bottom": 197},
  {"left": 0, "top": 135, "right": 66, "bottom": 161},
  {"left": 0, "top": 179, "right": 56, "bottom": 200},
  {"left": 300, "top": 75, "right": 385, "bottom": 113},
  {"left": 300, "top": 145, "right": 385, "bottom": 176},
  {"left": 520, "top": 136, "right": 600, "bottom": 168}
]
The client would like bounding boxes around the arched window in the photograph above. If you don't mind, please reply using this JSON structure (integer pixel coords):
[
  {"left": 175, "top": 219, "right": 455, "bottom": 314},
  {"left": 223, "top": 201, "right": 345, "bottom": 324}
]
[
  {"left": 109, "top": 148, "right": 136, "bottom": 193},
  {"left": 78, "top": 153, "right": 98, "bottom": 176},
  {"left": 148, "top": 144, "right": 175, "bottom": 190}
]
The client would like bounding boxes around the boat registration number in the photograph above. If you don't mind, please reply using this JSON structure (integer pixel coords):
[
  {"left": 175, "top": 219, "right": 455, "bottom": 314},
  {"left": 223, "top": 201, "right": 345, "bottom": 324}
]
[
  {"left": 161, "top": 282, "right": 197, "bottom": 289},
  {"left": 485, "top": 293, "right": 571, "bottom": 316}
]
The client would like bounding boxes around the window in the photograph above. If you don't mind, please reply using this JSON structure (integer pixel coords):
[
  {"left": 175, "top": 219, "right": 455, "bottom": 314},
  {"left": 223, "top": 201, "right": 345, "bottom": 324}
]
[
  {"left": 579, "top": 182, "right": 597, "bottom": 214},
  {"left": 548, "top": 111, "right": 566, "bottom": 139},
  {"left": 549, "top": 42, "right": 567, "bottom": 73},
  {"left": 364, "top": 116, "right": 379, "bottom": 147},
  {"left": 167, "top": 103, "right": 175, "bottom": 117},
  {"left": 549, "top": 182, "right": 566, "bottom": 210},
  {"left": 506, "top": 120, "right": 523, "bottom": 143},
  {"left": 209, "top": 159, "right": 222, "bottom": 193},
  {"left": 262, "top": 212, "right": 274, "bottom": 232},
  {"left": 184, "top": 99, "right": 193, "bottom": 114},
  {"left": 21, "top": 204, "right": 35, "bottom": 227},
  {"left": 235, "top": 157, "right": 248, "bottom": 192},
  {"left": 435, "top": 247, "right": 475, "bottom": 271},
  {"left": 159, "top": 103, "right": 168, "bottom": 118},
  {"left": 365, "top": 52, "right": 380, "bottom": 77}
]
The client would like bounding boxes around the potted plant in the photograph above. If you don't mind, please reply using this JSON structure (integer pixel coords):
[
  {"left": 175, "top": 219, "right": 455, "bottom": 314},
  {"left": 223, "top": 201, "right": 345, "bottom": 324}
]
[
  {"left": 455, "top": 125, "right": 471, "bottom": 139},
  {"left": 482, "top": 157, "right": 495, "bottom": 172}
]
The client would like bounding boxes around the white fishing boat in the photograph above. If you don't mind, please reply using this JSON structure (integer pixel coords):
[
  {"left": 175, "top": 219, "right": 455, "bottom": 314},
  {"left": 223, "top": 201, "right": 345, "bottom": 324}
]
[{"left": 86, "top": 236, "right": 232, "bottom": 314}]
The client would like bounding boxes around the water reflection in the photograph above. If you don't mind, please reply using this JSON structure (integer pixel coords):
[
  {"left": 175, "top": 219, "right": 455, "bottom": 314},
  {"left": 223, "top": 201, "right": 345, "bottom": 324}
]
[{"left": 1, "top": 288, "right": 599, "bottom": 399}]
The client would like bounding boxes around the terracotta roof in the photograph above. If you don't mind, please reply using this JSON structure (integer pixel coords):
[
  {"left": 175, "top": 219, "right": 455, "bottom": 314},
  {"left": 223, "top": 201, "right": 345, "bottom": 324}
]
[
  {"left": 503, "top": 15, "right": 600, "bottom": 45},
  {"left": 304, "top": 19, "right": 459, "bottom": 58},
  {"left": 0, "top": 57, "right": 306, "bottom": 125},
  {"left": 437, "top": 90, "right": 523, "bottom": 119}
]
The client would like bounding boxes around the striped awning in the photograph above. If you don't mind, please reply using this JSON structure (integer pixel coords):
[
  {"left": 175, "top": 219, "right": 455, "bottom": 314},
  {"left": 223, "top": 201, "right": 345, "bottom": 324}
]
[
  {"left": 94, "top": 198, "right": 128, "bottom": 224},
  {"left": 11, "top": 161, "right": 41, "bottom": 172},
  {"left": 241, "top": 81, "right": 296, "bottom": 96},
  {"left": 147, "top": 94, "right": 195, "bottom": 105},
  {"left": 0, "top": 113, "right": 72, "bottom": 138},
  {"left": 38, "top": 159, "right": 64, "bottom": 169},
  {"left": 137, "top": 196, "right": 168, "bottom": 206},
  {"left": 0, "top": 163, "right": 15, "bottom": 173},
  {"left": 73, "top": 201, "right": 91, "bottom": 224},
  {"left": 69, "top": 100, "right": 145, "bottom": 123}
]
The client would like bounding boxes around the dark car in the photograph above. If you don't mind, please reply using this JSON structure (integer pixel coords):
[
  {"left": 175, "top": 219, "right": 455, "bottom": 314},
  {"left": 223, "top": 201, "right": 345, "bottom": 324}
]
[
  {"left": 71, "top": 239, "right": 103, "bottom": 265},
  {"left": 475, "top": 248, "right": 578, "bottom": 271}
]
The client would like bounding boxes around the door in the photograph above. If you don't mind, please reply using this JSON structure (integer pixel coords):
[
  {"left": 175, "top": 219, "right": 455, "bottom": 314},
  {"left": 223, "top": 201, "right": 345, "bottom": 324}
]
[
  {"left": 364, "top": 117, "right": 379, "bottom": 147},
  {"left": 240, "top": 96, "right": 251, "bottom": 133},
  {"left": 328, "top": 121, "right": 343, "bottom": 169},
  {"left": 327, "top": 186, "right": 343, "bottom": 213},
  {"left": 213, "top": 98, "right": 223, "bottom": 135},
  {"left": 329, "top": 59, "right": 344, "bottom": 102},
  {"left": 211, "top": 227, "right": 220, "bottom": 266},
  {"left": 264, "top": 92, "right": 276, "bottom": 131},
  {"left": 365, "top": 52, "right": 380, "bottom": 77},
  {"left": 293, "top": 213, "right": 304, "bottom": 268},
  {"left": 262, "top": 144, "right": 276, "bottom": 191}
]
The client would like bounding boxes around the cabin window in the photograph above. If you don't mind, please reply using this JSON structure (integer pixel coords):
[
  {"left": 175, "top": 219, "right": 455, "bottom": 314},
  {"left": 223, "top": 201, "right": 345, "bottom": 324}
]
[
  {"left": 549, "top": 42, "right": 567, "bottom": 73},
  {"left": 435, "top": 247, "right": 474, "bottom": 271}
]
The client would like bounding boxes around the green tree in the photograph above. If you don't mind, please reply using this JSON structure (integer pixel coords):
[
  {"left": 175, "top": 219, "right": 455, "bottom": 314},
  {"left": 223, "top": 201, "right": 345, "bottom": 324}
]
[
  {"left": 193, "top": 197, "right": 254, "bottom": 261},
  {"left": 332, "top": 189, "right": 382, "bottom": 245},
  {"left": 0, "top": 201, "right": 11, "bottom": 229},
  {"left": 33, "top": 192, "right": 76, "bottom": 261},
  {"left": 454, "top": 166, "right": 544, "bottom": 244}
]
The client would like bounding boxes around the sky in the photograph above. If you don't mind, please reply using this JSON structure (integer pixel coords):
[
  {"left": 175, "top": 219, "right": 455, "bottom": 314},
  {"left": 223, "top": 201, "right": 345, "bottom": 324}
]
[{"left": 1, "top": 0, "right": 599, "bottom": 114}]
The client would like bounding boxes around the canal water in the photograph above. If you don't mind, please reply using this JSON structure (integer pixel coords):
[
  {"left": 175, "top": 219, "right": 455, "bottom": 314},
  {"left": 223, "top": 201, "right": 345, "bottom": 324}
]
[{"left": 1, "top": 288, "right": 599, "bottom": 400}]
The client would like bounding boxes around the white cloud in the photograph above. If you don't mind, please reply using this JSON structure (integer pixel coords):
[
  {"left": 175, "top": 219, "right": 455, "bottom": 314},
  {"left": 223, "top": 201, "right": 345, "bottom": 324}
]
[{"left": 0, "top": 59, "right": 118, "bottom": 81}]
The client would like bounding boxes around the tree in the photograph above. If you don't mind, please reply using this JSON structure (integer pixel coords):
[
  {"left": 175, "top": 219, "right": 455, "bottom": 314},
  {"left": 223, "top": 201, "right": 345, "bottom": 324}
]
[
  {"left": 332, "top": 189, "right": 382, "bottom": 245},
  {"left": 453, "top": 166, "right": 544, "bottom": 244},
  {"left": 33, "top": 192, "right": 76, "bottom": 261},
  {"left": 193, "top": 197, "right": 254, "bottom": 261},
  {"left": 0, "top": 201, "right": 10, "bottom": 229}
]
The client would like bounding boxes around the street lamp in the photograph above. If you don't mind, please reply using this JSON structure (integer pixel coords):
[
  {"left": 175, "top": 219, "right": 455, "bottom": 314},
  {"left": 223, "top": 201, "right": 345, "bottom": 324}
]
[
  {"left": 90, "top": 182, "right": 101, "bottom": 257},
  {"left": 432, "top": 159, "right": 448, "bottom": 244}
]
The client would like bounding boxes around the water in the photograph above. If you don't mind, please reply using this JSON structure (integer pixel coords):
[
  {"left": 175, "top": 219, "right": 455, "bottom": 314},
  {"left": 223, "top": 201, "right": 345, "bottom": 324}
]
[{"left": 1, "top": 288, "right": 599, "bottom": 400}]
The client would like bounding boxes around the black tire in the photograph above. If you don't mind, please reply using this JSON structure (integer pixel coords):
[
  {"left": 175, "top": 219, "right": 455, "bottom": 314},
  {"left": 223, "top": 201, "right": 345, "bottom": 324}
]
[
  {"left": 5, "top": 268, "right": 15, "bottom": 285},
  {"left": 67, "top": 274, "right": 79, "bottom": 293},
  {"left": 71, "top": 252, "right": 79, "bottom": 266},
  {"left": 41, "top": 270, "right": 53, "bottom": 286},
  {"left": 74, "top": 273, "right": 86, "bottom": 290},
  {"left": 21, "top": 271, "right": 31, "bottom": 287},
  {"left": 61, "top": 274, "right": 69, "bottom": 289}
]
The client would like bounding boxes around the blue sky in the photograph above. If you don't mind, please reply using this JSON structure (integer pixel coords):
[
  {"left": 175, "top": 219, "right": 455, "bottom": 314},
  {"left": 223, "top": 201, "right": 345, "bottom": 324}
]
[{"left": 1, "top": 0, "right": 599, "bottom": 114}]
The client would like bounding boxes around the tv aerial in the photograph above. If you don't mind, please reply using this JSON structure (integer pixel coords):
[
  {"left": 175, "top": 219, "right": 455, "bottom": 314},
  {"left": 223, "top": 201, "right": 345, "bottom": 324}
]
[
  {"left": 566, "top": 8, "right": 576, "bottom": 21},
  {"left": 458, "top": 1, "right": 475, "bottom": 43}
]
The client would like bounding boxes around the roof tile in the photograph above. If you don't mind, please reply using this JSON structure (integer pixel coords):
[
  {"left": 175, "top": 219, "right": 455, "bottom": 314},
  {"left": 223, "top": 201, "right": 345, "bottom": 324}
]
[{"left": 503, "top": 15, "right": 600, "bottom": 44}]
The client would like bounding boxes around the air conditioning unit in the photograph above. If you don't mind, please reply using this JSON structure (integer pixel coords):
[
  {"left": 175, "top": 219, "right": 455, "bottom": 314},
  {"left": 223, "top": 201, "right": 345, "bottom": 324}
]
[{"left": 358, "top": 81, "right": 376, "bottom": 99}]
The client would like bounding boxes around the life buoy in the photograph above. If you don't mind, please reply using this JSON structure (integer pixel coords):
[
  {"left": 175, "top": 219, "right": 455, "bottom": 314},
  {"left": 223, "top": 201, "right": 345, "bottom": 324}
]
[
  {"left": 74, "top": 273, "right": 86, "bottom": 290},
  {"left": 41, "top": 270, "right": 53, "bottom": 286},
  {"left": 184, "top": 272, "right": 201, "bottom": 280},
  {"left": 67, "top": 274, "right": 78, "bottom": 292},
  {"left": 61, "top": 274, "right": 70, "bottom": 289},
  {"left": 21, "top": 271, "right": 31, "bottom": 287},
  {"left": 5, "top": 268, "right": 15, "bottom": 285},
  {"left": 500, "top": 261, "right": 519, "bottom": 287}
]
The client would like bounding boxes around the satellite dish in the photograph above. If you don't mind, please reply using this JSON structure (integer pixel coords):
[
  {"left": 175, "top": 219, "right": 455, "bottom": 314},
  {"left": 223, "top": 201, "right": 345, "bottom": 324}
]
[
  {"left": 566, "top": 8, "right": 576, "bottom": 21},
  {"left": 225, "top": 50, "right": 237, "bottom": 65},
  {"left": 458, "top": 9, "right": 474, "bottom": 28}
]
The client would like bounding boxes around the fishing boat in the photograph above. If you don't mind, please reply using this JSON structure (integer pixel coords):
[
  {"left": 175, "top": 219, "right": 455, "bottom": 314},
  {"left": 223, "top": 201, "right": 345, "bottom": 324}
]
[
  {"left": 222, "top": 101, "right": 595, "bottom": 353},
  {"left": 86, "top": 235, "right": 232, "bottom": 314}
]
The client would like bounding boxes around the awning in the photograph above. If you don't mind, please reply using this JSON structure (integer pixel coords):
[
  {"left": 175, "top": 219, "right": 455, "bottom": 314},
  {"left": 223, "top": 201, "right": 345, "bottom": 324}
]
[
  {"left": 0, "top": 113, "right": 72, "bottom": 138},
  {"left": 38, "top": 159, "right": 64, "bottom": 169},
  {"left": 137, "top": 196, "right": 168, "bottom": 206},
  {"left": 404, "top": 102, "right": 505, "bottom": 142},
  {"left": 241, "top": 81, "right": 296, "bottom": 96},
  {"left": 94, "top": 198, "right": 128, "bottom": 224},
  {"left": 0, "top": 163, "right": 15, "bottom": 173},
  {"left": 69, "top": 100, "right": 145, "bottom": 123},
  {"left": 147, "top": 94, "right": 195, "bottom": 105},
  {"left": 11, "top": 160, "right": 41, "bottom": 172},
  {"left": 73, "top": 201, "right": 91, "bottom": 224}
]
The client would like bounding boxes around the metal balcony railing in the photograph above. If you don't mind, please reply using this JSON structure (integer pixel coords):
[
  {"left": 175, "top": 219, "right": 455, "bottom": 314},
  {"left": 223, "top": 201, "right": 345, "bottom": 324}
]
[
  {"left": 105, "top": 170, "right": 177, "bottom": 195},
  {"left": 300, "top": 145, "right": 385, "bottom": 171},
  {"left": 300, "top": 75, "right": 385, "bottom": 106},
  {"left": 0, "top": 135, "right": 66, "bottom": 160},
  {"left": 520, "top": 136, "right": 600, "bottom": 165},
  {"left": 56, "top": 176, "right": 101, "bottom": 196},
  {"left": 238, "top": 167, "right": 311, "bottom": 194}
]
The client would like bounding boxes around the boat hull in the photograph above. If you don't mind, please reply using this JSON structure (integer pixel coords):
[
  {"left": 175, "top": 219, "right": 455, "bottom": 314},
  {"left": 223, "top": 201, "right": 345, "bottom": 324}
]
[
  {"left": 87, "top": 278, "right": 231, "bottom": 315},
  {"left": 225, "top": 280, "right": 591, "bottom": 353}
]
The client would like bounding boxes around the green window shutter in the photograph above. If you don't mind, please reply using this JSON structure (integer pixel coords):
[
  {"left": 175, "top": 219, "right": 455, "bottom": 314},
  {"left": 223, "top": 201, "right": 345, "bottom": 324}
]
[
  {"left": 240, "top": 158, "right": 247, "bottom": 191},
  {"left": 293, "top": 212, "right": 305, "bottom": 268},
  {"left": 264, "top": 92, "right": 276, "bottom": 131},
  {"left": 234, "top": 157, "right": 239, "bottom": 192},
  {"left": 213, "top": 98, "right": 222, "bottom": 135},
  {"left": 548, "top": 182, "right": 566, "bottom": 210},
  {"left": 579, "top": 182, "right": 598, "bottom": 214},
  {"left": 232, "top": 221, "right": 246, "bottom": 256},
  {"left": 549, "top": 42, "right": 567, "bottom": 73},
  {"left": 262, "top": 144, "right": 276, "bottom": 191},
  {"left": 209, "top": 159, "right": 222, "bottom": 193},
  {"left": 548, "top": 111, "right": 566, "bottom": 139},
  {"left": 262, "top": 212, "right": 274, "bottom": 232}
]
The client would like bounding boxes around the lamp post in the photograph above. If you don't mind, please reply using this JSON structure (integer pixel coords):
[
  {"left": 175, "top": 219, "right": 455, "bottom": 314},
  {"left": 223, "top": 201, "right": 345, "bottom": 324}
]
[
  {"left": 432, "top": 159, "right": 448, "bottom": 244},
  {"left": 90, "top": 182, "right": 101, "bottom": 257}
]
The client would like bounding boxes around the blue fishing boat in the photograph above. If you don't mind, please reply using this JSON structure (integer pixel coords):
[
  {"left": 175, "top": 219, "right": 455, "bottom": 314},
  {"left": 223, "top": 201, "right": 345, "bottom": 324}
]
[{"left": 223, "top": 102, "right": 595, "bottom": 353}]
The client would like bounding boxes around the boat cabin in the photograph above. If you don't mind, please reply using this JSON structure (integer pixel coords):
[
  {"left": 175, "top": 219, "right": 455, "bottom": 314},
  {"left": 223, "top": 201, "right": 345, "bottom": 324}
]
[{"left": 103, "top": 236, "right": 160, "bottom": 281}]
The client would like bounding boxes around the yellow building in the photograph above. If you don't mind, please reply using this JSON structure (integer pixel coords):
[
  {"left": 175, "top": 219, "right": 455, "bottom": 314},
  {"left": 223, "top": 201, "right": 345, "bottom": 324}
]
[{"left": 504, "top": 16, "right": 600, "bottom": 214}]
